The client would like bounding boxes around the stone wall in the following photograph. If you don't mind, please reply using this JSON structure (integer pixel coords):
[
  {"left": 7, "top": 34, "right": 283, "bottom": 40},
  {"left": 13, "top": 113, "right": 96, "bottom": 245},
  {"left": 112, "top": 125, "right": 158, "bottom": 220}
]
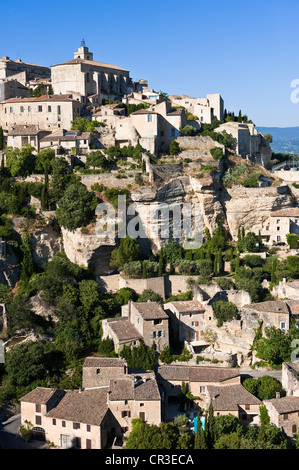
[
  {"left": 282, "top": 362, "right": 299, "bottom": 396},
  {"left": 207, "top": 290, "right": 252, "bottom": 308}
]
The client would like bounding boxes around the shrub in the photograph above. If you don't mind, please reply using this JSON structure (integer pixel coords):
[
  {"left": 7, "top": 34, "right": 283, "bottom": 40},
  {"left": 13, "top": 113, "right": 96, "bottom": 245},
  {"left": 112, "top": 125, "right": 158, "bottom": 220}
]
[
  {"left": 212, "top": 301, "right": 238, "bottom": 327},
  {"left": 210, "top": 147, "right": 223, "bottom": 161}
]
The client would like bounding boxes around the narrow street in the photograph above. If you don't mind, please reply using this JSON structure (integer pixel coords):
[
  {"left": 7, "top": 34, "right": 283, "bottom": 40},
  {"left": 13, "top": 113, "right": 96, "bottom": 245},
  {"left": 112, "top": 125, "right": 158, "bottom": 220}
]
[{"left": 0, "top": 414, "right": 48, "bottom": 449}]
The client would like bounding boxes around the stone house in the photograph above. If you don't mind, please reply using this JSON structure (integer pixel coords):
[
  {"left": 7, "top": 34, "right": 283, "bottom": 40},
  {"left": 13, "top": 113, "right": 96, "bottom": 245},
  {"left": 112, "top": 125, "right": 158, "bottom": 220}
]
[
  {"left": 241, "top": 300, "right": 291, "bottom": 333},
  {"left": 20, "top": 386, "right": 117, "bottom": 449},
  {"left": 263, "top": 395, "right": 299, "bottom": 439},
  {"left": 266, "top": 207, "right": 299, "bottom": 244},
  {"left": 168, "top": 93, "right": 224, "bottom": 124},
  {"left": 214, "top": 121, "right": 272, "bottom": 168},
  {"left": 92, "top": 103, "right": 126, "bottom": 129},
  {"left": 206, "top": 383, "right": 262, "bottom": 423},
  {"left": 273, "top": 280, "right": 299, "bottom": 301},
  {"left": 6, "top": 124, "right": 51, "bottom": 152},
  {"left": 156, "top": 365, "right": 241, "bottom": 410},
  {"left": 21, "top": 357, "right": 162, "bottom": 447},
  {"left": 126, "top": 301, "right": 169, "bottom": 352},
  {"left": 101, "top": 317, "right": 142, "bottom": 353},
  {"left": 122, "top": 89, "right": 163, "bottom": 106},
  {"left": 0, "top": 56, "right": 50, "bottom": 84},
  {"left": 163, "top": 300, "right": 206, "bottom": 344},
  {"left": 40, "top": 129, "right": 92, "bottom": 155},
  {"left": 0, "top": 94, "right": 81, "bottom": 131},
  {"left": 0, "top": 78, "right": 30, "bottom": 102},
  {"left": 51, "top": 43, "right": 132, "bottom": 101}
]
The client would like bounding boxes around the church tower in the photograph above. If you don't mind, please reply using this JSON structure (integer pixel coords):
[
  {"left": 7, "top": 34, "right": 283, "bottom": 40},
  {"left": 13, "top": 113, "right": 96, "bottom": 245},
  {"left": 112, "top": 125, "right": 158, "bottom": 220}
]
[{"left": 74, "top": 39, "right": 94, "bottom": 61}]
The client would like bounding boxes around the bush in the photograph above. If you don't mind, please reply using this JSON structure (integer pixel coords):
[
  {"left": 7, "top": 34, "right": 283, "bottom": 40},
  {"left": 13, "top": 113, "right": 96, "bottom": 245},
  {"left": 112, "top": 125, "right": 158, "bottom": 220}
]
[
  {"left": 286, "top": 233, "right": 299, "bottom": 249},
  {"left": 212, "top": 301, "right": 238, "bottom": 327},
  {"left": 210, "top": 147, "right": 223, "bottom": 161}
]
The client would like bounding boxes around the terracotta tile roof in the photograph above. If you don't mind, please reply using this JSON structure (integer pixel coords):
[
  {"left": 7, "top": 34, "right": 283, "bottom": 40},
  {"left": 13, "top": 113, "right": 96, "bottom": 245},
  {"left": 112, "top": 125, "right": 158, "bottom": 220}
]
[
  {"left": 157, "top": 365, "right": 240, "bottom": 383},
  {"left": 166, "top": 301, "right": 205, "bottom": 314},
  {"left": 46, "top": 389, "right": 108, "bottom": 426},
  {"left": 207, "top": 384, "right": 262, "bottom": 411},
  {"left": 20, "top": 387, "right": 59, "bottom": 405},
  {"left": 3, "top": 94, "right": 78, "bottom": 103},
  {"left": 243, "top": 300, "right": 290, "bottom": 314},
  {"left": 270, "top": 208, "right": 299, "bottom": 217},
  {"left": 132, "top": 301, "right": 168, "bottom": 320},
  {"left": 108, "top": 374, "right": 160, "bottom": 401},
  {"left": 105, "top": 317, "right": 142, "bottom": 342},
  {"left": 51, "top": 58, "right": 129, "bottom": 72},
  {"left": 130, "top": 109, "right": 157, "bottom": 115},
  {"left": 83, "top": 357, "right": 126, "bottom": 368},
  {"left": 265, "top": 396, "right": 299, "bottom": 414}
]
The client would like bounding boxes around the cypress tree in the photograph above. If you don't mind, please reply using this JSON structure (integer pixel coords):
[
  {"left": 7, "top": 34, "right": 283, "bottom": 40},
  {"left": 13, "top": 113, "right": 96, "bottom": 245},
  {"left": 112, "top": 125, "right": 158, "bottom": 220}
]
[
  {"left": 142, "top": 260, "right": 147, "bottom": 279},
  {"left": 258, "top": 230, "right": 262, "bottom": 251},
  {"left": 158, "top": 249, "right": 164, "bottom": 277},
  {"left": 20, "top": 231, "right": 34, "bottom": 283},
  {"left": 214, "top": 256, "right": 218, "bottom": 277},
  {"left": 235, "top": 253, "right": 240, "bottom": 274},
  {"left": 217, "top": 249, "right": 223, "bottom": 274},
  {"left": 0, "top": 126, "right": 3, "bottom": 150},
  {"left": 241, "top": 226, "right": 245, "bottom": 239},
  {"left": 237, "top": 227, "right": 241, "bottom": 242},
  {"left": 271, "top": 257, "right": 278, "bottom": 284},
  {"left": 169, "top": 257, "right": 174, "bottom": 275},
  {"left": 194, "top": 413, "right": 208, "bottom": 449},
  {"left": 206, "top": 400, "right": 216, "bottom": 449}
]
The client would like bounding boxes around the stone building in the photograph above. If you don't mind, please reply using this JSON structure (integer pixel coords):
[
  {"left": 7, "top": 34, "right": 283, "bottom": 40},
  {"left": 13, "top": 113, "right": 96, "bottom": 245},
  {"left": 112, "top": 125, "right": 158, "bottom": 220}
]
[
  {"left": 0, "top": 78, "right": 30, "bottom": 102},
  {"left": 91, "top": 103, "right": 126, "bottom": 129},
  {"left": 214, "top": 121, "right": 272, "bottom": 168},
  {"left": 206, "top": 383, "right": 261, "bottom": 422},
  {"left": 6, "top": 124, "right": 50, "bottom": 152},
  {"left": 241, "top": 300, "right": 291, "bottom": 333},
  {"left": 273, "top": 280, "right": 299, "bottom": 301},
  {"left": 156, "top": 365, "right": 241, "bottom": 411},
  {"left": 0, "top": 56, "right": 50, "bottom": 84},
  {"left": 51, "top": 43, "right": 133, "bottom": 101},
  {"left": 263, "top": 395, "right": 299, "bottom": 439},
  {"left": 101, "top": 317, "right": 143, "bottom": 353},
  {"left": 266, "top": 207, "right": 299, "bottom": 244},
  {"left": 168, "top": 93, "right": 224, "bottom": 124},
  {"left": 0, "top": 94, "right": 81, "bottom": 131},
  {"left": 20, "top": 357, "right": 162, "bottom": 447},
  {"left": 163, "top": 300, "right": 206, "bottom": 344},
  {"left": 40, "top": 128, "right": 92, "bottom": 155}
]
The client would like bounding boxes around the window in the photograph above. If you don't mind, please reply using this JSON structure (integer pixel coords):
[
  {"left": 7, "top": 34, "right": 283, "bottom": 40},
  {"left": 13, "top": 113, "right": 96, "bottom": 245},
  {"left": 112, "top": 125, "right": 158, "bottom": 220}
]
[
  {"left": 146, "top": 114, "right": 154, "bottom": 122},
  {"left": 292, "top": 424, "right": 297, "bottom": 434},
  {"left": 280, "top": 322, "right": 286, "bottom": 330},
  {"left": 10, "top": 107, "right": 13, "bottom": 113},
  {"left": 276, "top": 220, "right": 280, "bottom": 224},
  {"left": 245, "top": 404, "right": 250, "bottom": 410},
  {"left": 35, "top": 415, "right": 42, "bottom": 425},
  {"left": 87, "top": 424, "right": 91, "bottom": 432},
  {"left": 283, "top": 414, "right": 288, "bottom": 420},
  {"left": 277, "top": 227, "right": 280, "bottom": 231},
  {"left": 161, "top": 131, "right": 164, "bottom": 137},
  {"left": 139, "top": 412, "right": 145, "bottom": 421},
  {"left": 140, "top": 403, "right": 144, "bottom": 407},
  {"left": 73, "top": 422, "right": 80, "bottom": 429},
  {"left": 200, "top": 386, "right": 205, "bottom": 393},
  {"left": 148, "top": 130, "right": 153, "bottom": 138},
  {"left": 124, "top": 400, "right": 128, "bottom": 405},
  {"left": 57, "top": 105, "right": 61, "bottom": 115},
  {"left": 38, "top": 106, "right": 42, "bottom": 112},
  {"left": 122, "top": 411, "right": 131, "bottom": 418},
  {"left": 48, "top": 106, "right": 51, "bottom": 112},
  {"left": 62, "top": 421, "right": 66, "bottom": 427},
  {"left": 154, "top": 319, "right": 162, "bottom": 325},
  {"left": 96, "top": 368, "right": 100, "bottom": 374},
  {"left": 52, "top": 419, "right": 56, "bottom": 425},
  {"left": 86, "top": 439, "right": 92, "bottom": 449},
  {"left": 28, "top": 106, "right": 31, "bottom": 112},
  {"left": 35, "top": 404, "right": 41, "bottom": 413},
  {"left": 157, "top": 330, "right": 162, "bottom": 338},
  {"left": 20, "top": 106, "right": 24, "bottom": 113}
]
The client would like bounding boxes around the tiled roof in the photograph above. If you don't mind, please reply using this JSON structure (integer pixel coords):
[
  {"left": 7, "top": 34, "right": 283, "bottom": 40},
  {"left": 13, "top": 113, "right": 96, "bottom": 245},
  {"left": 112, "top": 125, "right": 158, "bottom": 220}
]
[
  {"left": 105, "top": 317, "right": 142, "bottom": 342},
  {"left": 83, "top": 357, "right": 126, "bottom": 368},
  {"left": 132, "top": 301, "right": 168, "bottom": 320},
  {"left": 20, "top": 387, "right": 59, "bottom": 405},
  {"left": 166, "top": 301, "right": 205, "bottom": 314},
  {"left": 157, "top": 366, "right": 240, "bottom": 383},
  {"left": 243, "top": 300, "right": 290, "bottom": 314},
  {"left": 130, "top": 109, "right": 157, "bottom": 115},
  {"left": 46, "top": 389, "right": 108, "bottom": 426},
  {"left": 207, "top": 384, "right": 262, "bottom": 411},
  {"left": 51, "top": 58, "right": 128, "bottom": 72},
  {"left": 7, "top": 125, "right": 45, "bottom": 136},
  {"left": 270, "top": 208, "right": 299, "bottom": 217},
  {"left": 3, "top": 94, "right": 77, "bottom": 103},
  {"left": 108, "top": 374, "right": 160, "bottom": 401},
  {"left": 265, "top": 396, "right": 299, "bottom": 414}
]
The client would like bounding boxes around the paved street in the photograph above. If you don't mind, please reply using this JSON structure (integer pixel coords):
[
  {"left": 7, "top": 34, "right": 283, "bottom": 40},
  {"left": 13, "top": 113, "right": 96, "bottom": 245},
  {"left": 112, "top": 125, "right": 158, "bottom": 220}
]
[
  {"left": 0, "top": 414, "right": 48, "bottom": 449},
  {"left": 239, "top": 367, "right": 282, "bottom": 381}
]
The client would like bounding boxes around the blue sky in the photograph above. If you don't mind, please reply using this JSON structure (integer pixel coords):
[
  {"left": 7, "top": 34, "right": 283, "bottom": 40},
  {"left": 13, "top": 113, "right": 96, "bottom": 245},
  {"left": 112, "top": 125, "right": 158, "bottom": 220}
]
[{"left": 1, "top": 0, "right": 299, "bottom": 127}]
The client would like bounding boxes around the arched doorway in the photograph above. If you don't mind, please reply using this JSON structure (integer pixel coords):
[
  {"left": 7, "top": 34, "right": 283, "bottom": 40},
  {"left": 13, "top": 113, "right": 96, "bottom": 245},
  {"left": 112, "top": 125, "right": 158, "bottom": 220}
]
[{"left": 32, "top": 427, "right": 46, "bottom": 441}]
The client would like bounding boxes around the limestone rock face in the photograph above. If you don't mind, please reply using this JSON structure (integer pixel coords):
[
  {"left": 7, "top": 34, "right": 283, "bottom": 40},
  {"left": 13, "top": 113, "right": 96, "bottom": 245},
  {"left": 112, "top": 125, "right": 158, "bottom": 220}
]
[
  {"left": 220, "top": 185, "right": 291, "bottom": 240},
  {"left": 61, "top": 227, "right": 116, "bottom": 274},
  {"left": 31, "top": 223, "right": 63, "bottom": 268},
  {"left": 30, "top": 293, "right": 59, "bottom": 322},
  {"left": 0, "top": 242, "right": 20, "bottom": 288}
]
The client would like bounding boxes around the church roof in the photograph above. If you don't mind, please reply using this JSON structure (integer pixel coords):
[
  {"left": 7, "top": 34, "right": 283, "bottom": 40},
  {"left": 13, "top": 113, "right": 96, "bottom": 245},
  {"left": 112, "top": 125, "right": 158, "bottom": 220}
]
[{"left": 51, "top": 58, "right": 129, "bottom": 72}]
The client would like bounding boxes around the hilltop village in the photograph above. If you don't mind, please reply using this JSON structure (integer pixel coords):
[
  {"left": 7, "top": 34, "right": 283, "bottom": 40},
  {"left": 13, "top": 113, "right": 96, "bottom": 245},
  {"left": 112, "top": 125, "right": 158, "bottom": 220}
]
[{"left": 0, "top": 43, "right": 299, "bottom": 450}]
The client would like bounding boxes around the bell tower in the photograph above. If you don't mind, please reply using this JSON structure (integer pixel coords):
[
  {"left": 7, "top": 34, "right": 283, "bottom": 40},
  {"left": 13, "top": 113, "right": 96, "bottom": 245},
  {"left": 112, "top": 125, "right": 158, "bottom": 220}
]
[{"left": 74, "top": 39, "right": 94, "bottom": 61}]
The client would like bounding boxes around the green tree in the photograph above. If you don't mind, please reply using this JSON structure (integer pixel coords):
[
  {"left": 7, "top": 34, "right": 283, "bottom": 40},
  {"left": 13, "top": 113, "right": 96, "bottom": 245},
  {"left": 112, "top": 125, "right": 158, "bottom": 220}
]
[
  {"left": 210, "top": 147, "right": 223, "bottom": 161},
  {"left": 0, "top": 126, "right": 3, "bottom": 150},
  {"left": 110, "top": 236, "right": 140, "bottom": 270},
  {"left": 20, "top": 231, "right": 34, "bottom": 283},
  {"left": 137, "top": 289, "right": 163, "bottom": 304},
  {"left": 169, "top": 140, "right": 180, "bottom": 155},
  {"left": 286, "top": 233, "right": 299, "bottom": 249},
  {"left": 212, "top": 301, "right": 238, "bottom": 327},
  {"left": 56, "top": 182, "right": 98, "bottom": 230}
]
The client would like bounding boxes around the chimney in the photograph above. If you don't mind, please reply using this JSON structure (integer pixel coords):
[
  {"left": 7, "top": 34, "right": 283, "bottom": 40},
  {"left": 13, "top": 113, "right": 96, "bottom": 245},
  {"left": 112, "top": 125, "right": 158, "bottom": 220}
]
[
  {"left": 107, "top": 390, "right": 111, "bottom": 406},
  {"left": 276, "top": 392, "right": 280, "bottom": 399}
]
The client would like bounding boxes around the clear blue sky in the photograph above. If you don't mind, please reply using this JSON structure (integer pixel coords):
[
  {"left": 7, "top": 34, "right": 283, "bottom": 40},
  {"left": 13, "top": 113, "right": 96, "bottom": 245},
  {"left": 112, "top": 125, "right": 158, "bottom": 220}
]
[{"left": 1, "top": 0, "right": 299, "bottom": 127}]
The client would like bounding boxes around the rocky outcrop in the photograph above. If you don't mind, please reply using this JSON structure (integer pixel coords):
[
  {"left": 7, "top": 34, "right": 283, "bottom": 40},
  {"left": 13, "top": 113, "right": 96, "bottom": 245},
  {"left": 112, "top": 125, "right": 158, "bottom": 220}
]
[
  {"left": 61, "top": 227, "right": 116, "bottom": 275},
  {"left": 31, "top": 222, "right": 63, "bottom": 268},
  {"left": 220, "top": 185, "right": 291, "bottom": 240},
  {"left": 30, "top": 293, "right": 59, "bottom": 322},
  {"left": 0, "top": 239, "right": 20, "bottom": 288}
]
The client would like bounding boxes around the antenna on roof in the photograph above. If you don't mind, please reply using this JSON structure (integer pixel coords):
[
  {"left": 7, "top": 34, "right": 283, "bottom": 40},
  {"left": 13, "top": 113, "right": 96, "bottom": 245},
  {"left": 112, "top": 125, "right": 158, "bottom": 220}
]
[{"left": 81, "top": 38, "right": 86, "bottom": 47}]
